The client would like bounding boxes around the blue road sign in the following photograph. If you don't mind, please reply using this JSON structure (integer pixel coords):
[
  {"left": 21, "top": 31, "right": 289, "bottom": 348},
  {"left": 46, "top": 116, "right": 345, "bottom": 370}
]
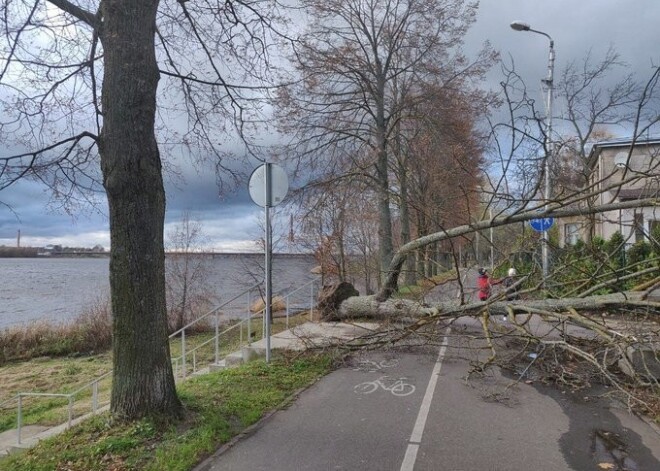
[{"left": 529, "top": 217, "right": 554, "bottom": 232}]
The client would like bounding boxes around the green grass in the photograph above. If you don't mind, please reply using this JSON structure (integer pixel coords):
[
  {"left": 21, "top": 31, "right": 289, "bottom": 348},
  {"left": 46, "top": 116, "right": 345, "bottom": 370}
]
[
  {"left": 0, "top": 315, "right": 311, "bottom": 434},
  {"left": 0, "top": 353, "right": 334, "bottom": 471}
]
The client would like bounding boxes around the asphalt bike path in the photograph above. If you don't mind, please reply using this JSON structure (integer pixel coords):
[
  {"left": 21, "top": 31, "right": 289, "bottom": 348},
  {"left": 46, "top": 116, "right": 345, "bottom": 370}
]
[
  {"left": 198, "top": 348, "right": 437, "bottom": 471},
  {"left": 196, "top": 328, "right": 660, "bottom": 471}
]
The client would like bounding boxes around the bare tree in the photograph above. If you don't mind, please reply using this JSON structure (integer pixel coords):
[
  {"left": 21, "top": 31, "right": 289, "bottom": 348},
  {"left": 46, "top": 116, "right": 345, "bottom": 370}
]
[
  {"left": 166, "top": 212, "right": 212, "bottom": 332},
  {"left": 398, "top": 85, "right": 491, "bottom": 280},
  {"left": 292, "top": 177, "right": 381, "bottom": 291},
  {"left": 276, "top": 0, "right": 495, "bottom": 278},
  {"left": 0, "top": 0, "right": 286, "bottom": 419}
]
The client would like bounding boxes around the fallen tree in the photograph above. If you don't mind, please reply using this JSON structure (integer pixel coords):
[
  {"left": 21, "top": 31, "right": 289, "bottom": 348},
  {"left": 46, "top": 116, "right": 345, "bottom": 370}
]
[
  {"left": 374, "top": 197, "right": 659, "bottom": 301},
  {"left": 324, "top": 198, "right": 660, "bottom": 419},
  {"left": 333, "top": 286, "right": 660, "bottom": 417},
  {"left": 338, "top": 290, "right": 659, "bottom": 320}
]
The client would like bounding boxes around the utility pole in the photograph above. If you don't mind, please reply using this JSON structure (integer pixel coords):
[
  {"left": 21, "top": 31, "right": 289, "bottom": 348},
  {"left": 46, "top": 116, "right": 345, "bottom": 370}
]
[{"left": 510, "top": 21, "right": 555, "bottom": 283}]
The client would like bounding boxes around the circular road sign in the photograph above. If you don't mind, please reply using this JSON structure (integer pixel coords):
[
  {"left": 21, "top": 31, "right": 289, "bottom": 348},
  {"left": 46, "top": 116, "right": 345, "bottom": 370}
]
[
  {"left": 529, "top": 217, "right": 554, "bottom": 232},
  {"left": 248, "top": 163, "right": 289, "bottom": 207}
]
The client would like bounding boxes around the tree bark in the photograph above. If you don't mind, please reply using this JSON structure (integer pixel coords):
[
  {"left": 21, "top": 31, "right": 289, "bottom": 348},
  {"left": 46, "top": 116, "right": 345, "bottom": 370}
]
[
  {"left": 339, "top": 291, "right": 656, "bottom": 321},
  {"left": 100, "top": 0, "right": 181, "bottom": 419}
]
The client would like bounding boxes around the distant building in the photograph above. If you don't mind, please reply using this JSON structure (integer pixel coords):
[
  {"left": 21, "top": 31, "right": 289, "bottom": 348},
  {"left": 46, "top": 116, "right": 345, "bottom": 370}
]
[{"left": 558, "top": 137, "right": 660, "bottom": 247}]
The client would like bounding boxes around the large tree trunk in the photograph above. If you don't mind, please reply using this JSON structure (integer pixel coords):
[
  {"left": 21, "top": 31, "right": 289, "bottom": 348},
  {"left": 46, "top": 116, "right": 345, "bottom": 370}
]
[
  {"left": 375, "top": 68, "right": 394, "bottom": 283},
  {"left": 339, "top": 291, "right": 655, "bottom": 321},
  {"left": 398, "top": 155, "right": 415, "bottom": 286},
  {"left": 100, "top": 0, "right": 181, "bottom": 419}
]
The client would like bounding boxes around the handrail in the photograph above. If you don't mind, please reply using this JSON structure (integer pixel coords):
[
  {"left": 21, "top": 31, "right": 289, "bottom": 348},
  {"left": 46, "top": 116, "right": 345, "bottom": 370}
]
[
  {"left": 13, "top": 371, "right": 113, "bottom": 445},
  {"left": 177, "top": 308, "right": 267, "bottom": 374},
  {"left": 170, "top": 282, "right": 264, "bottom": 378},
  {"left": 7, "top": 276, "right": 317, "bottom": 447},
  {"left": 16, "top": 393, "right": 74, "bottom": 445},
  {"left": 284, "top": 278, "right": 320, "bottom": 327},
  {"left": 169, "top": 281, "right": 263, "bottom": 339},
  {"left": 69, "top": 371, "right": 112, "bottom": 397},
  {"left": 172, "top": 318, "right": 245, "bottom": 363},
  {"left": 170, "top": 278, "right": 320, "bottom": 377}
]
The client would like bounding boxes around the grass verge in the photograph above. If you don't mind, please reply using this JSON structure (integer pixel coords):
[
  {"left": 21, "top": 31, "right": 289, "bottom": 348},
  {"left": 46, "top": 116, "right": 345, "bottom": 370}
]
[
  {"left": 0, "top": 314, "right": 310, "bottom": 434},
  {"left": 0, "top": 352, "right": 334, "bottom": 471}
]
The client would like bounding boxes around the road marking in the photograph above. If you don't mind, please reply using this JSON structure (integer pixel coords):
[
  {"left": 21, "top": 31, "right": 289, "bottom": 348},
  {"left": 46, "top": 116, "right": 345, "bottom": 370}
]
[
  {"left": 352, "top": 358, "right": 400, "bottom": 372},
  {"left": 400, "top": 327, "right": 451, "bottom": 471},
  {"left": 354, "top": 376, "right": 416, "bottom": 397},
  {"left": 400, "top": 443, "right": 419, "bottom": 470}
]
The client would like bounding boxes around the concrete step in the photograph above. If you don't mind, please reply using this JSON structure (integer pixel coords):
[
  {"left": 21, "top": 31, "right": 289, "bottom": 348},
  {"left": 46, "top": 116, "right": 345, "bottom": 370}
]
[
  {"left": 209, "top": 360, "right": 227, "bottom": 372},
  {"left": 224, "top": 351, "right": 244, "bottom": 367},
  {"left": 241, "top": 345, "right": 266, "bottom": 363},
  {"left": 191, "top": 367, "right": 210, "bottom": 377}
]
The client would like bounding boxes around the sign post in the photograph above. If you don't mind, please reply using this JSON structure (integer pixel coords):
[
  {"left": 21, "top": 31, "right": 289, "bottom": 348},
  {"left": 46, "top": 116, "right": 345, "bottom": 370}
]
[
  {"left": 248, "top": 163, "right": 288, "bottom": 363},
  {"left": 529, "top": 217, "right": 554, "bottom": 285}
]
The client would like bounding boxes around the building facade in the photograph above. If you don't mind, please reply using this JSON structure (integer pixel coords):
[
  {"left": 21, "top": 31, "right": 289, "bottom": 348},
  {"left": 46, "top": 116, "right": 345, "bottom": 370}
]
[{"left": 557, "top": 138, "right": 660, "bottom": 247}]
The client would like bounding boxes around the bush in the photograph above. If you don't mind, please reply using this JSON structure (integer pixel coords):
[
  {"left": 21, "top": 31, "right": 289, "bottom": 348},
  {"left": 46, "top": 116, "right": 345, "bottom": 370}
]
[
  {"left": 627, "top": 241, "right": 652, "bottom": 266},
  {"left": 546, "top": 228, "right": 660, "bottom": 297},
  {"left": 0, "top": 297, "right": 112, "bottom": 364},
  {"left": 604, "top": 231, "right": 626, "bottom": 269},
  {"left": 651, "top": 224, "right": 660, "bottom": 258}
]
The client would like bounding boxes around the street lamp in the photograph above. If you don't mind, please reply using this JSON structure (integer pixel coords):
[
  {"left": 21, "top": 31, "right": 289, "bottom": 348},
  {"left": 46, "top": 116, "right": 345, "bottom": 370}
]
[{"left": 510, "top": 21, "right": 555, "bottom": 283}]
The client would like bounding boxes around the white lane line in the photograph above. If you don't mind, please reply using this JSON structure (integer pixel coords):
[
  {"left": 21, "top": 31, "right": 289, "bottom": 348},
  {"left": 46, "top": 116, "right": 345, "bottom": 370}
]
[
  {"left": 400, "top": 327, "right": 451, "bottom": 471},
  {"left": 400, "top": 443, "right": 419, "bottom": 471}
]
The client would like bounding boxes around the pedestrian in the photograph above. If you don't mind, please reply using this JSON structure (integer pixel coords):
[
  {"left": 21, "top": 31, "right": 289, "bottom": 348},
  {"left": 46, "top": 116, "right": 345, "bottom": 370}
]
[
  {"left": 477, "top": 268, "right": 501, "bottom": 301},
  {"left": 504, "top": 267, "right": 520, "bottom": 300}
]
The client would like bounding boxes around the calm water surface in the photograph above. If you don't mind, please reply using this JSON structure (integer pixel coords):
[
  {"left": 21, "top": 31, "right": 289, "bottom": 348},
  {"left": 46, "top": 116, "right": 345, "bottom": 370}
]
[{"left": 0, "top": 254, "right": 317, "bottom": 329}]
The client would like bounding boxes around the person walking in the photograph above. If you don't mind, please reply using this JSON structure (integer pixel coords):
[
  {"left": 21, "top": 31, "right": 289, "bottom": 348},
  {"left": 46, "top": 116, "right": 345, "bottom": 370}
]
[
  {"left": 504, "top": 267, "right": 520, "bottom": 300},
  {"left": 477, "top": 268, "right": 501, "bottom": 301}
]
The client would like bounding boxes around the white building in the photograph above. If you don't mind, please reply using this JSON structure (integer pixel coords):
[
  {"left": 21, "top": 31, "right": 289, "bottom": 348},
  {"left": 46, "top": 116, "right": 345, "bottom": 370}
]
[{"left": 558, "top": 137, "right": 660, "bottom": 247}]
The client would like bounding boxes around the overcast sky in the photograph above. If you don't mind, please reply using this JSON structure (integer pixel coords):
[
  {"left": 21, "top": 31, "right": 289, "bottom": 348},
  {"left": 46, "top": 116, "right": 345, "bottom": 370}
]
[{"left": 1, "top": 0, "right": 659, "bottom": 251}]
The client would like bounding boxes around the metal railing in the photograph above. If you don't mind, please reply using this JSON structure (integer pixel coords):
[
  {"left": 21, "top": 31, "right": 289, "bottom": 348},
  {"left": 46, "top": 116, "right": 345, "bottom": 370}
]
[
  {"left": 171, "top": 278, "right": 321, "bottom": 379},
  {"left": 169, "top": 282, "right": 264, "bottom": 379},
  {"left": 4, "top": 277, "right": 321, "bottom": 447},
  {"left": 284, "top": 278, "right": 318, "bottom": 328},
  {"left": 12, "top": 371, "right": 112, "bottom": 445}
]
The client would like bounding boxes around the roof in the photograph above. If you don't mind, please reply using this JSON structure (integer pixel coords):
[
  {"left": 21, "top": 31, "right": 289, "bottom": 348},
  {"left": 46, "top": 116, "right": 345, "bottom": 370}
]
[
  {"left": 587, "top": 136, "right": 660, "bottom": 168},
  {"left": 610, "top": 187, "right": 660, "bottom": 201}
]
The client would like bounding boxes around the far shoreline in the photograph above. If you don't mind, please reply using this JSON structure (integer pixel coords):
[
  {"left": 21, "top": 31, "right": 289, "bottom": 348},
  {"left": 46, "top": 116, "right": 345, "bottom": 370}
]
[{"left": 0, "top": 250, "right": 315, "bottom": 259}]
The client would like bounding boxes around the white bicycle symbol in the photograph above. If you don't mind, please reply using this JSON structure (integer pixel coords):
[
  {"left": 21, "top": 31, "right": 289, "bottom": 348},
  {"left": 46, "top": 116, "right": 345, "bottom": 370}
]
[
  {"left": 352, "top": 358, "right": 400, "bottom": 372},
  {"left": 354, "top": 376, "right": 416, "bottom": 397}
]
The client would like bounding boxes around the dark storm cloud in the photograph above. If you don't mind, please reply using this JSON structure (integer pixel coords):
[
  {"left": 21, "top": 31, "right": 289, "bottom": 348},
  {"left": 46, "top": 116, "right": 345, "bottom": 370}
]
[
  {"left": 2, "top": 0, "right": 659, "bottom": 249},
  {"left": 0, "top": 158, "right": 264, "bottom": 249}
]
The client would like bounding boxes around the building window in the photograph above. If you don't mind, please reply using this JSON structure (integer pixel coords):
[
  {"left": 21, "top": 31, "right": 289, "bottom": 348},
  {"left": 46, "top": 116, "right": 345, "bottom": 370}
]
[
  {"left": 565, "top": 223, "right": 580, "bottom": 246},
  {"left": 650, "top": 220, "right": 660, "bottom": 244},
  {"left": 634, "top": 213, "right": 644, "bottom": 242}
]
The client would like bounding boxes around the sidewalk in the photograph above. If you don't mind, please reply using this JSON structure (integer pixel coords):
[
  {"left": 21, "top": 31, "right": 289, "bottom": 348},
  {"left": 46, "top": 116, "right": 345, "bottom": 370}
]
[{"left": 242, "top": 321, "right": 378, "bottom": 352}]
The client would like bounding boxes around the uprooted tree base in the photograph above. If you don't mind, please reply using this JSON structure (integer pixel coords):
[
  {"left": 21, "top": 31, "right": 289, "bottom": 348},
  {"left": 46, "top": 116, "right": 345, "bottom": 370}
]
[{"left": 329, "top": 290, "right": 660, "bottom": 422}]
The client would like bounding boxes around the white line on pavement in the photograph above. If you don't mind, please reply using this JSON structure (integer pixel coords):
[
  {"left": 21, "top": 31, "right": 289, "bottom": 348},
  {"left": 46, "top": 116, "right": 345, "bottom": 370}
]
[{"left": 400, "top": 327, "right": 451, "bottom": 471}]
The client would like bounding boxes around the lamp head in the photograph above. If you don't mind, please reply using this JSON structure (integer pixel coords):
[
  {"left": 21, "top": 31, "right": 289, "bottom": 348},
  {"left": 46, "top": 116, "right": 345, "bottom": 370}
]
[{"left": 510, "top": 21, "right": 531, "bottom": 32}]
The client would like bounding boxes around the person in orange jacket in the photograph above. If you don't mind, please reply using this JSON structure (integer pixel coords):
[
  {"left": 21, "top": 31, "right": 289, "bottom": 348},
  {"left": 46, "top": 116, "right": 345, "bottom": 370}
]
[{"left": 477, "top": 267, "right": 501, "bottom": 301}]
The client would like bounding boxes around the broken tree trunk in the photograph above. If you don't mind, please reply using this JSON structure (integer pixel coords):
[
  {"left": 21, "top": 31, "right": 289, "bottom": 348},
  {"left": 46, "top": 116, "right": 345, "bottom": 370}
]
[{"left": 339, "top": 291, "right": 659, "bottom": 321}]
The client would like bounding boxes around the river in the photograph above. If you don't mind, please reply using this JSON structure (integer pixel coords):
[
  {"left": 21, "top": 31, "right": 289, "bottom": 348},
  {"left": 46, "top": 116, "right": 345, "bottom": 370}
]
[{"left": 0, "top": 254, "right": 318, "bottom": 329}]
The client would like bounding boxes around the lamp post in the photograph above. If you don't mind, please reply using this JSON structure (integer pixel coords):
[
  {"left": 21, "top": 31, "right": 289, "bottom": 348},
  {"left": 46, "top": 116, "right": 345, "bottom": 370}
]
[{"left": 510, "top": 21, "right": 555, "bottom": 282}]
